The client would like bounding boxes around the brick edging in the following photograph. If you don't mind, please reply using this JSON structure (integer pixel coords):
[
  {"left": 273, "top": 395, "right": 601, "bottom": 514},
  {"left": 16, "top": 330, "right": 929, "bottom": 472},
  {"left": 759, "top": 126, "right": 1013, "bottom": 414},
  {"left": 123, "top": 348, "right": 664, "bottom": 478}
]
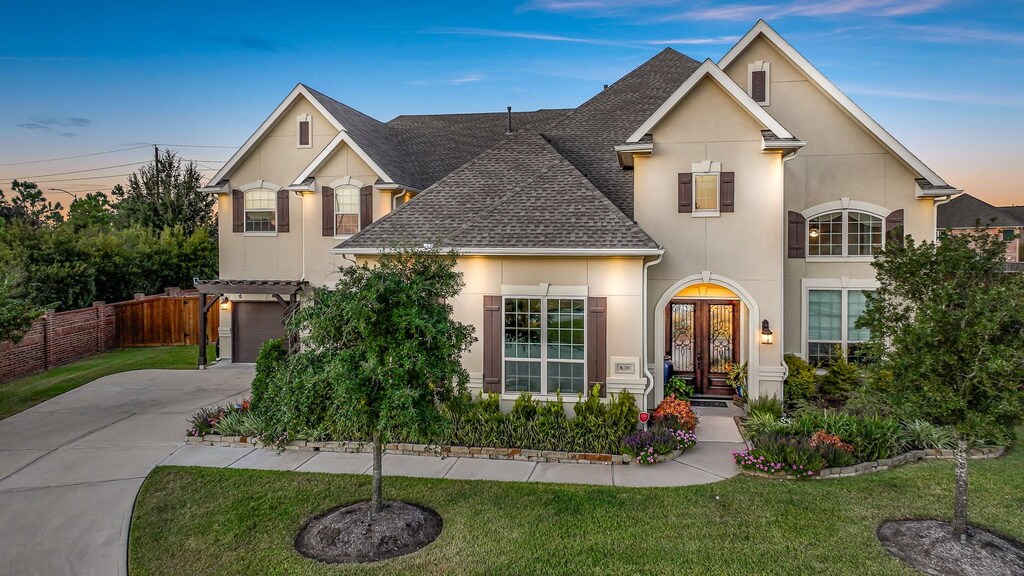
[
  {"left": 186, "top": 435, "right": 634, "bottom": 465},
  {"left": 740, "top": 446, "right": 1007, "bottom": 480}
]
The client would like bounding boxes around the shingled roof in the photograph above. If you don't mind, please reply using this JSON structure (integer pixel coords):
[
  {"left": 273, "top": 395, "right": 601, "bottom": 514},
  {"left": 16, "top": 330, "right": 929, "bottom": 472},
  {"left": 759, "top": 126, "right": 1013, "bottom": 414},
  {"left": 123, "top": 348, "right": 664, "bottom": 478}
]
[
  {"left": 337, "top": 130, "right": 660, "bottom": 253},
  {"left": 545, "top": 48, "right": 702, "bottom": 218},
  {"left": 937, "top": 194, "right": 1024, "bottom": 229}
]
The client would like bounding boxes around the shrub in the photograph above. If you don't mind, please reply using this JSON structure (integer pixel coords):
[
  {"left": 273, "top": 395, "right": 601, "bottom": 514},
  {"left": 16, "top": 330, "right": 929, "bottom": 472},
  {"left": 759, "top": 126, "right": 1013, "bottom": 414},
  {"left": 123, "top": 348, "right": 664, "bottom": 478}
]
[
  {"left": 734, "top": 434, "right": 826, "bottom": 478},
  {"left": 187, "top": 399, "right": 250, "bottom": 437},
  {"left": 741, "top": 411, "right": 784, "bottom": 439},
  {"left": 747, "top": 394, "right": 783, "bottom": 419},
  {"left": 250, "top": 337, "right": 287, "bottom": 412},
  {"left": 819, "top": 349, "right": 860, "bottom": 398},
  {"left": 214, "top": 409, "right": 266, "bottom": 438},
  {"left": 664, "top": 375, "right": 694, "bottom": 399},
  {"left": 623, "top": 428, "right": 678, "bottom": 457},
  {"left": 780, "top": 409, "right": 903, "bottom": 462},
  {"left": 783, "top": 354, "right": 818, "bottom": 407},
  {"left": 652, "top": 395, "right": 698, "bottom": 432},
  {"left": 901, "top": 419, "right": 956, "bottom": 450}
]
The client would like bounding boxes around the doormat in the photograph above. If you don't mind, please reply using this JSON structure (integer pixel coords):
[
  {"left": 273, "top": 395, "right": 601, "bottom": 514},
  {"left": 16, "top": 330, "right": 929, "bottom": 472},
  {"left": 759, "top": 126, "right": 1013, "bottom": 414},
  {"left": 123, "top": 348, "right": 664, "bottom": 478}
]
[{"left": 689, "top": 400, "right": 729, "bottom": 408}]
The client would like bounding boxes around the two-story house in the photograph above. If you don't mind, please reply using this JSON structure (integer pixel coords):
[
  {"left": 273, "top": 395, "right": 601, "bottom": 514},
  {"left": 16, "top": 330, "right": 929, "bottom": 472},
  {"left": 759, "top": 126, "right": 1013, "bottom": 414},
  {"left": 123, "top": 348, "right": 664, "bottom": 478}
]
[
  {"left": 937, "top": 193, "right": 1023, "bottom": 271},
  {"left": 197, "top": 21, "right": 961, "bottom": 414}
]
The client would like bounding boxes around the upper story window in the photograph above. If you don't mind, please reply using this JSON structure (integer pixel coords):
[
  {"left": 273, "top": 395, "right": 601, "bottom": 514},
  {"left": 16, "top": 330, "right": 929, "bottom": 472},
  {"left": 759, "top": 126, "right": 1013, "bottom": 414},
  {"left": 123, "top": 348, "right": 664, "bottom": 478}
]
[
  {"left": 808, "top": 210, "right": 883, "bottom": 257},
  {"left": 334, "top": 185, "right": 360, "bottom": 235},
  {"left": 694, "top": 173, "right": 719, "bottom": 212},
  {"left": 747, "top": 61, "right": 770, "bottom": 106},
  {"left": 503, "top": 297, "right": 585, "bottom": 395},
  {"left": 297, "top": 114, "right": 312, "bottom": 148},
  {"left": 244, "top": 189, "right": 277, "bottom": 233}
]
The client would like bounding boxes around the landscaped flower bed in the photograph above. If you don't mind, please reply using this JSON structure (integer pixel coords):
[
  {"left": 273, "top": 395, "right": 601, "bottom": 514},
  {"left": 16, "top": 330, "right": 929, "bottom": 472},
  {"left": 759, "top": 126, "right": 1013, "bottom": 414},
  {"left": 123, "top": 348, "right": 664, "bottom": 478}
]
[
  {"left": 621, "top": 394, "right": 699, "bottom": 465},
  {"left": 735, "top": 407, "right": 1007, "bottom": 480}
]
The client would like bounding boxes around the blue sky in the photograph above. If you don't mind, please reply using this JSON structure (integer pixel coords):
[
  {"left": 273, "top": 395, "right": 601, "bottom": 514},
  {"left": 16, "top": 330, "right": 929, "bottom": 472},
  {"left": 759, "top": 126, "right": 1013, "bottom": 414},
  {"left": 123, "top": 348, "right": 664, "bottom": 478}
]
[{"left": 1, "top": 0, "right": 1022, "bottom": 205}]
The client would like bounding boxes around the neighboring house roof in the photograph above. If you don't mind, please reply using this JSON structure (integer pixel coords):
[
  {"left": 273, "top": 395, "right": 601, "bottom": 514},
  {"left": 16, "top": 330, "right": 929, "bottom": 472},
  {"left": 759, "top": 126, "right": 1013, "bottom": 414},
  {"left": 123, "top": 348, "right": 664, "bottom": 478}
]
[
  {"left": 719, "top": 20, "right": 960, "bottom": 196},
  {"left": 937, "top": 194, "right": 1024, "bottom": 229},
  {"left": 544, "top": 48, "right": 703, "bottom": 219},
  {"left": 335, "top": 130, "right": 661, "bottom": 255}
]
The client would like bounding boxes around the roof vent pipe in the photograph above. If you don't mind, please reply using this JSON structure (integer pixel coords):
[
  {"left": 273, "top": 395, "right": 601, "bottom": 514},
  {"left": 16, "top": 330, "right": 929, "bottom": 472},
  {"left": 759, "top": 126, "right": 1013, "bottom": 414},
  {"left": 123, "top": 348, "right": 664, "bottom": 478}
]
[
  {"left": 603, "top": 84, "right": 608, "bottom": 90},
  {"left": 506, "top": 106, "right": 513, "bottom": 134}
]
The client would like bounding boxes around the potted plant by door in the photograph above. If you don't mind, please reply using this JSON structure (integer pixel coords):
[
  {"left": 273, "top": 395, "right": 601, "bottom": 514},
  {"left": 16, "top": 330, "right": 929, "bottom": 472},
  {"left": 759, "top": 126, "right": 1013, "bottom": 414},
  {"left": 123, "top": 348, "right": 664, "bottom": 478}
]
[{"left": 726, "top": 362, "right": 748, "bottom": 406}]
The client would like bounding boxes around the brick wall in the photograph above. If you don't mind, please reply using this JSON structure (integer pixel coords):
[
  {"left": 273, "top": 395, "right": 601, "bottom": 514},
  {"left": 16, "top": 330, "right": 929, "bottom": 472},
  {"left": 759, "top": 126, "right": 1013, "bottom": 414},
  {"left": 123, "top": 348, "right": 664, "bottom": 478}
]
[{"left": 0, "top": 303, "right": 116, "bottom": 385}]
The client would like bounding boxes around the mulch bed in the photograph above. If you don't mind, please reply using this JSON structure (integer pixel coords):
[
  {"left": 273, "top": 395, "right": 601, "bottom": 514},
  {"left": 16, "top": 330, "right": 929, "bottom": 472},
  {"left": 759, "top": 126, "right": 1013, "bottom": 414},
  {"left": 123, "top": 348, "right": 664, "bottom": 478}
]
[
  {"left": 295, "top": 500, "right": 442, "bottom": 564},
  {"left": 878, "top": 519, "right": 1024, "bottom": 576}
]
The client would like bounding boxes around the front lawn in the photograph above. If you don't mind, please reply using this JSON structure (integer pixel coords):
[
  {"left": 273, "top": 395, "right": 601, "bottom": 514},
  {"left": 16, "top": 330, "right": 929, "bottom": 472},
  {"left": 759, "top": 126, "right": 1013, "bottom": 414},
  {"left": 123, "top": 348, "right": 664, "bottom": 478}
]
[
  {"left": 0, "top": 345, "right": 214, "bottom": 420},
  {"left": 129, "top": 435, "right": 1023, "bottom": 575}
]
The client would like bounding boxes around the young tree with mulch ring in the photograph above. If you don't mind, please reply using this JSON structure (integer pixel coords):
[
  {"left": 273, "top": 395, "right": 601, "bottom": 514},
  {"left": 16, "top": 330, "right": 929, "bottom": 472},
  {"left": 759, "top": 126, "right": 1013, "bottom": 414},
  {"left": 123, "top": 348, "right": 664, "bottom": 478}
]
[
  {"left": 290, "top": 248, "right": 475, "bottom": 561},
  {"left": 859, "top": 227, "right": 1024, "bottom": 568}
]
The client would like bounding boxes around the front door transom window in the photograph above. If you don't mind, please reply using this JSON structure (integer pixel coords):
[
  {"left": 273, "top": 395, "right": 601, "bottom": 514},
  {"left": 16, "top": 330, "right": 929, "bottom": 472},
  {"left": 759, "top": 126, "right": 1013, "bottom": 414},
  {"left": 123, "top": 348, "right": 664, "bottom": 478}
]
[{"left": 503, "top": 297, "right": 585, "bottom": 395}]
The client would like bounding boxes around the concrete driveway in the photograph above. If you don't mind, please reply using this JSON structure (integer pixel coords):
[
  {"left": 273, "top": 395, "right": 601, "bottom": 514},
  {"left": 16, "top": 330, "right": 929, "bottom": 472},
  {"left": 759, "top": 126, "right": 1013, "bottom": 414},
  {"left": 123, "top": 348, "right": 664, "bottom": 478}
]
[{"left": 0, "top": 364, "right": 253, "bottom": 576}]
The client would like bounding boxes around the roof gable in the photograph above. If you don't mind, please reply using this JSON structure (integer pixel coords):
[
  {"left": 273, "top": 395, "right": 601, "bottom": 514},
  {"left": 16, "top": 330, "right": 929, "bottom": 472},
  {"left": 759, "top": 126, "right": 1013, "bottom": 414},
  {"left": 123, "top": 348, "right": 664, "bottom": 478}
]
[
  {"left": 627, "top": 59, "right": 795, "bottom": 144},
  {"left": 938, "top": 194, "right": 1024, "bottom": 229},
  {"left": 719, "top": 20, "right": 958, "bottom": 194}
]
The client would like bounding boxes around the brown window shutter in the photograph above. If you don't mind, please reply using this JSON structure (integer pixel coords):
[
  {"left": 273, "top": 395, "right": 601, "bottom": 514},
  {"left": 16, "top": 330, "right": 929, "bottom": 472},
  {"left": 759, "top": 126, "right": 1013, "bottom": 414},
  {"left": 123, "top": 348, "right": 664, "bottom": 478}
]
[
  {"left": 751, "top": 70, "right": 767, "bottom": 103},
  {"left": 788, "top": 211, "right": 806, "bottom": 258},
  {"left": 482, "top": 295, "right": 502, "bottom": 394},
  {"left": 276, "top": 189, "right": 290, "bottom": 233},
  {"left": 321, "top": 186, "right": 334, "bottom": 236},
  {"left": 720, "top": 172, "right": 735, "bottom": 213},
  {"left": 232, "top": 189, "right": 244, "bottom": 233},
  {"left": 587, "top": 297, "right": 608, "bottom": 397},
  {"left": 886, "top": 209, "right": 905, "bottom": 247},
  {"left": 359, "top": 185, "right": 373, "bottom": 230},
  {"left": 678, "top": 173, "right": 693, "bottom": 213},
  {"left": 298, "top": 120, "right": 310, "bottom": 146}
]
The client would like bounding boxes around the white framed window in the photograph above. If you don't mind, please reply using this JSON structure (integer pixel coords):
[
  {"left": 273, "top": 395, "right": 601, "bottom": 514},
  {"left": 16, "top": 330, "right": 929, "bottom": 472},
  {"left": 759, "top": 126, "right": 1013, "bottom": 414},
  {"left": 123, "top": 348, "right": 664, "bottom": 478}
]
[
  {"left": 803, "top": 282, "right": 875, "bottom": 366},
  {"left": 747, "top": 61, "right": 770, "bottom": 106},
  {"left": 693, "top": 173, "right": 720, "bottom": 213},
  {"left": 503, "top": 296, "right": 585, "bottom": 395},
  {"left": 334, "top": 185, "right": 360, "bottom": 235},
  {"left": 808, "top": 210, "right": 884, "bottom": 258},
  {"left": 297, "top": 114, "right": 312, "bottom": 148},
  {"left": 244, "top": 189, "right": 276, "bottom": 233}
]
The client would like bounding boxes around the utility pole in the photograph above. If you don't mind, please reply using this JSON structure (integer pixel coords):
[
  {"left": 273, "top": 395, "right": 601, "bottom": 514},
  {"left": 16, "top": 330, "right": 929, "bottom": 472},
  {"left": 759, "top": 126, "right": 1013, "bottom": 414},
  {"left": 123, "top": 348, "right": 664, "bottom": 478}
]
[{"left": 154, "top": 144, "right": 159, "bottom": 196}]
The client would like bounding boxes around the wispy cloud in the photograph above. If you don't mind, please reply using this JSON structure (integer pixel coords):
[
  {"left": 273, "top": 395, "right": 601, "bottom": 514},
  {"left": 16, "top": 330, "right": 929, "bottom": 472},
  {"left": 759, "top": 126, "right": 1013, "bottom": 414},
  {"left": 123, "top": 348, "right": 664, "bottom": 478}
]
[
  {"left": 518, "top": 0, "right": 679, "bottom": 16},
  {"left": 17, "top": 116, "right": 92, "bottom": 137},
  {"left": 666, "top": 0, "right": 950, "bottom": 21},
  {"left": 405, "top": 73, "right": 485, "bottom": 86},
  {"left": 426, "top": 27, "right": 740, "bottom": 48},
  {"left": 845, "top": 86, "right": 1024, "bottom": 108},
  {"left": 893, "top": 24, "right": 1024, "bottom": 46}
]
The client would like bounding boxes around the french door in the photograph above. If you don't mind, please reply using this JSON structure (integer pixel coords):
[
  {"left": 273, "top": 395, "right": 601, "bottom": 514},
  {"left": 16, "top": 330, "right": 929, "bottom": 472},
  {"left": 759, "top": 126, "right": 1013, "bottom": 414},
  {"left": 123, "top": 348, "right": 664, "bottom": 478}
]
[{"left": 666, "top": 299, "right": 740, "bottom": 396}]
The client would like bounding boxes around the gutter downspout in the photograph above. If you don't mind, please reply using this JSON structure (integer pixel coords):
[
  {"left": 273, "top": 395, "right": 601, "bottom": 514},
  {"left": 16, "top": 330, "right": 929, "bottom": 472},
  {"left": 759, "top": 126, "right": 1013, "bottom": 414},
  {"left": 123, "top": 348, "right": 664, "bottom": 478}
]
[
  {"left": 933, "top": 195, "right": 953, "bottom": 243},
  {"left": 641, "top": 251, "right": 664, "bottom": 416}
]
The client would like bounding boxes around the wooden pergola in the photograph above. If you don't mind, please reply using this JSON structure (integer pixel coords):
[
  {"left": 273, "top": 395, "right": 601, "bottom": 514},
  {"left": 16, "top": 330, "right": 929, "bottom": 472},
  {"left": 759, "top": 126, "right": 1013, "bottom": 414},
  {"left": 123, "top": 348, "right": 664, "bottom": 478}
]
[{"left": 194, "top": 279, "right": 308, "bottom": 368}]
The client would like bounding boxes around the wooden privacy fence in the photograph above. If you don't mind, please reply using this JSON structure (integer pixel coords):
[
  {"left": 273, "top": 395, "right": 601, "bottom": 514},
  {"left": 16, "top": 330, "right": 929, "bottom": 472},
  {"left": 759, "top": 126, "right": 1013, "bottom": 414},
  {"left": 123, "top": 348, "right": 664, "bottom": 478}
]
[{"left": 110, "top": 288, "right": 219, "bottom": 347}]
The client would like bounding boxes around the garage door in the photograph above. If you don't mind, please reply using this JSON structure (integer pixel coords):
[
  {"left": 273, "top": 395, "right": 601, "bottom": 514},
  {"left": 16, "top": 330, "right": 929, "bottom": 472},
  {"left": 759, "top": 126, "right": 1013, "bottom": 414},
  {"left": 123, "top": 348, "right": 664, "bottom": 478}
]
[{"left": 233, "top": 302, "right": 286, "bottom": 363}]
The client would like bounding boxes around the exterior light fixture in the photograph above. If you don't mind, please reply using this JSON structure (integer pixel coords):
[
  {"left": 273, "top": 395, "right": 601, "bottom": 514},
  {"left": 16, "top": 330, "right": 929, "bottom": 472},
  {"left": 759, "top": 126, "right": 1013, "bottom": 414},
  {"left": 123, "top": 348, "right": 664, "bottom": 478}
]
[
  {"left": 760, "top": 319, "right": 773, "bottom": 345},
  {"left": 220, "top": 296, "right": 230, "bottom": 311},
  {"left": 808, "top": 226, "right": 820, "bottom": 238}
]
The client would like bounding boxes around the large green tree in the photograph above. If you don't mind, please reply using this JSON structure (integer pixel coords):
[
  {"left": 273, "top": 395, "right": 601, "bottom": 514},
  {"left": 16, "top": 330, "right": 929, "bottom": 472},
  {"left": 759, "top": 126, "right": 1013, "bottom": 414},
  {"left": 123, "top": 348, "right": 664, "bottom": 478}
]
[
  {"left": 293, "top": 249, "right": 476, "bottom": 513},
  {"left": 111, "top": 149, "right": 215, "bottom": 236},
  {"left": 0, "top": 180, "right": 64, "bottom": 228},
  {"left": 859, "top": 228, "right": 1024, "bottom": 539},
  {"left": 0, "top": 268, "right": 45, "bottom": 343}
]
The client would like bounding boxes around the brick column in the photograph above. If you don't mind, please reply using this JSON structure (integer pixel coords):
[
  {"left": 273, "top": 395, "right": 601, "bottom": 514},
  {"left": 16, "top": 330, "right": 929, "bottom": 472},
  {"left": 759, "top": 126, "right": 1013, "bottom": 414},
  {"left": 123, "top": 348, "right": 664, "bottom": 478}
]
[{"left": 42, "top": 309, "right": 56, "bottom": 369}]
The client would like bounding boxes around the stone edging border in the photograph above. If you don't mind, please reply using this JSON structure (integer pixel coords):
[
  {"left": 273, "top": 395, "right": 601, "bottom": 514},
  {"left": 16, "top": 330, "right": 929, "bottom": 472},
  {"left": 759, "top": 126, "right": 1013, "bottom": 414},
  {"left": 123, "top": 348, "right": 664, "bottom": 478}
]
[
  {"left": 741, "top": 446, "right": 1006, "bottom": 480},
  {"left": 186, "top": 435, "right": 634, "bottom": 465}
]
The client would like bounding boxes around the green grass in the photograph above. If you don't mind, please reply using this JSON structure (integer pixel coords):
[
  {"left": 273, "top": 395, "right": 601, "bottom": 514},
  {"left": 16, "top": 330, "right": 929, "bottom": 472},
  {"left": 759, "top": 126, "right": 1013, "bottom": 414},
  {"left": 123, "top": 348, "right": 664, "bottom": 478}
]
[
  {"left": 129, "top": 435, "right": 1024, "bottom": 576},
  {"left": 0, "top": 345, "right": 214, "bottom": 420}
]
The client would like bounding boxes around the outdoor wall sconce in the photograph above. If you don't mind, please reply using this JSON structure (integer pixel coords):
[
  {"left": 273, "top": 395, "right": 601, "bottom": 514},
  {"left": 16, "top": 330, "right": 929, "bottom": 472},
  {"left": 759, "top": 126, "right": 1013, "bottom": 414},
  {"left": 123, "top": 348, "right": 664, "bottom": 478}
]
[
  {"left": 760, "top": 319, "right": 774, "bottom": 345},
  {"left": 220, "top": 296, "right": 230, "bottom": 311}
]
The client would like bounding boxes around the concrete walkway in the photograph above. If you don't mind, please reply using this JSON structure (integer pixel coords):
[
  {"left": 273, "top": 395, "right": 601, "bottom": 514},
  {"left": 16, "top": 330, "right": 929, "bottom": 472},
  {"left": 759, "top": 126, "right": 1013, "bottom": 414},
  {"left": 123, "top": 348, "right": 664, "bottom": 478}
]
[
  {"left": 162, "top": 404, "right": 746, "bottom": 488},
  {"left": 0, "top": 364, "right": 744, "bottom": 575}
]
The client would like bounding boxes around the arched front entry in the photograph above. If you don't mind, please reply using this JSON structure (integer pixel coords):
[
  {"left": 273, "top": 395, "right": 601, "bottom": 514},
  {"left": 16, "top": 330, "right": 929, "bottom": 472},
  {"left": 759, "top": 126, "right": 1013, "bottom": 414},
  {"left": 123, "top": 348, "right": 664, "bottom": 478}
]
[{"left": 653, "top": 273, "right": 762, "bottom": 402}]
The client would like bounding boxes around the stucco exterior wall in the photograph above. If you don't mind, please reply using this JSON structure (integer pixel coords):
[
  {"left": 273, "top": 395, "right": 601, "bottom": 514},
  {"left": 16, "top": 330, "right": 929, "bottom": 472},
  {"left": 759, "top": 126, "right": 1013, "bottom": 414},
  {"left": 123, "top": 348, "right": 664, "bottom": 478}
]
[
  {"left": 633, "top": 77, "right": 787, "bottom": 400},
  {"left": 356, "top": 255, "right": 647, "bottom": 406},
  {"left": 721, "top": 36, "right": 939, "bottom": 358}
]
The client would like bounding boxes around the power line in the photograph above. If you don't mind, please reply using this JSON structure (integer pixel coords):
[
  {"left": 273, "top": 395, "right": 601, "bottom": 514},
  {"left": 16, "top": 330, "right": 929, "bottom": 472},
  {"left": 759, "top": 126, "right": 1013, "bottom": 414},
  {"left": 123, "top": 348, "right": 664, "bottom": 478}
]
[
  {"left": 31, "top": 173, "right": 134, "bottom": 184},
  {"left": 0, "top": 145, "right": 151, "bottom": 167},
  {"left": 4, "top": 160, "right": 150, "bottom": 180},
  {"left": 154, "top": 143, "right": 236, "bottom": 149}
]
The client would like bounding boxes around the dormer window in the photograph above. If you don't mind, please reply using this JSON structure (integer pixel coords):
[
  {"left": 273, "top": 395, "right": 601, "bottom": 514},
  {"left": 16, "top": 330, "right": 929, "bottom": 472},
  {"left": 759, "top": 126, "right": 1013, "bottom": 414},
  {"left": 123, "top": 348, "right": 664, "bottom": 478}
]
[
  {"left": 297, "top": 114, "right": 312, "bottom": 148},
  {"left": 747, "top": 62, "right": 770, "bottom": 106}
]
